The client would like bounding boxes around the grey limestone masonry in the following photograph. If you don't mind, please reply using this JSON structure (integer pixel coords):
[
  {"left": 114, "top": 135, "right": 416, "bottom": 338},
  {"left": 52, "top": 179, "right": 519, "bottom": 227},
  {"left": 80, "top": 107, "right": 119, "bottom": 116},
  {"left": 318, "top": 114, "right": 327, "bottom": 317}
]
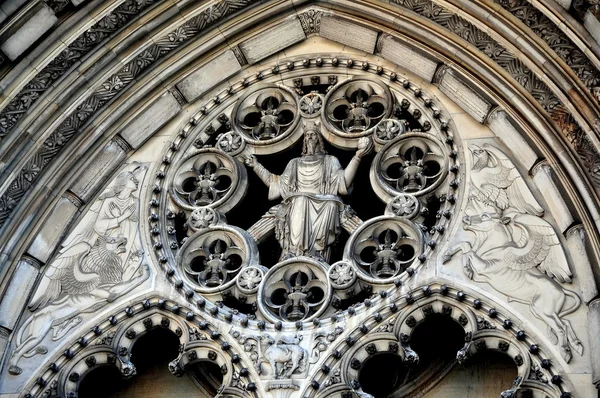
[
  {"left": 176, "top": 50, "right": 242, "bottom": 103},
  {"left": 69, "top": 139, "right": 129, "bottom": 203},
  {"left": 26, "top": 195, "right": 79, "bottom": 263},
  {"left": 437, "top": 69, "right": 493, "bottom": 123},
  {"left": 0, "top": 4, "right": 57, "bottom": 60},
  {"left": 486, "top": 110, "right": 538, "bottom": 171},
  {"left": 120, "top": 92, "right": 182, "bottom": 149},
  {"left": 238, "top": 18, "right": 306, "bottom": 64},
  {"left": 379, "top": 35, "right": 440, "bottom": 82},
  {"left": 319, "top": 16, "right": 379, "bottom": 54},
  {"left": 0, "top": 259, "right": 38, "bottom": 331}
]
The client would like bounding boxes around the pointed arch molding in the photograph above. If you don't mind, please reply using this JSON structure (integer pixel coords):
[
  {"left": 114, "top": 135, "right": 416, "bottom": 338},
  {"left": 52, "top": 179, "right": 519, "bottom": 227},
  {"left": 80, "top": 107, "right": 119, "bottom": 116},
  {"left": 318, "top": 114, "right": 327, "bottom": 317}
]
[{"left": 11, "top": 287, "right": 576, "bottom": 398}]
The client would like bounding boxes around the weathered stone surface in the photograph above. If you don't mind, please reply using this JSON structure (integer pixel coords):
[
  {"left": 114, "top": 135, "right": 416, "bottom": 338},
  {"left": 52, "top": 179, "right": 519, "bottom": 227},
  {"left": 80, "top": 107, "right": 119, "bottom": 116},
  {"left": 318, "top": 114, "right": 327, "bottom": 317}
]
[
  {"left": 379, "top": 35, "right": 440, "bottom": 82},
  {"left": 27, "top": 195, "right": 80, "bottom": 263},
  {"left": 532, "top": 163, "right": 574, "bottom": 232},
  {"left": 176, "top": 50, "right": 242, "bottom": 102},
  {"left": 239, "top": 18, "right": 306, "bottom": 64},
  {"left": 69, "top": 138, "right": 129, "bottom": 203},
  {"left": 584, "top": 10, "right": 600, "bottom": 46},
  {"left": 437, "top": 69, "right": 493, "bottom": 123},
  {"left": 0, "top": 258, "right": 38, "bottom": 331},
  {"left": 319, "top": 16, "right": 378, "bottom": 54},
  {"left": 486, "top": 110, "right": 538, "bottom": 171},
  {"left": 554, "top": 0, "right": 571, "bottom": 9},
  {"left": 0, "top": 0, "right": 29, "bottom": 18},
  {"left": 121, "top": 92, "right": 181, "bottom": 149},
  {"left": 0, "top": 4, "right": 57, "bottom": 60},
  {"left": 588, "top": 298, "right": 600, "bottom": 388},
  {"left": 566, "top": 225, "right": 599, "bottom": 303}
]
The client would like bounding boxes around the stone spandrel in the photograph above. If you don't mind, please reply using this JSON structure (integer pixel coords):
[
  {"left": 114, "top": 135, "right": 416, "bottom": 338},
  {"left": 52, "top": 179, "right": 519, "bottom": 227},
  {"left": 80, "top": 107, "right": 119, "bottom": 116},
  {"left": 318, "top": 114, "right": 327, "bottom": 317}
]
[{"left": 7, "top": 164, "right": 151, "bottom": 377}]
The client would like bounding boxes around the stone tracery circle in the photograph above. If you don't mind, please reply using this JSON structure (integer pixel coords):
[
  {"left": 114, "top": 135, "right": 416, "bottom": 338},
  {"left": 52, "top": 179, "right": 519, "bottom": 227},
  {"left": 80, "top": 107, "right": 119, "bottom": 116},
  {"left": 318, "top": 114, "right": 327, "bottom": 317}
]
[
  {"left": 231, "top": 84, "right": 301, "bottom": 154},
  {"left": 259, "top": 258, "right": 331, "bottom": 323},
  {"left": 169, "top": 148, "right": 247, "bottom": 213},
  {"left": 322, "top": 76, "right": 393, "bottom": 147},
  {"left": 370, "top": 133, "right": 449, "bottom": 202},
  {"left": 344, "top": 216, "right": 424, "bottom": 283},
  {"left": 177, "top": 226, "right": 259, "bottom": 293}
]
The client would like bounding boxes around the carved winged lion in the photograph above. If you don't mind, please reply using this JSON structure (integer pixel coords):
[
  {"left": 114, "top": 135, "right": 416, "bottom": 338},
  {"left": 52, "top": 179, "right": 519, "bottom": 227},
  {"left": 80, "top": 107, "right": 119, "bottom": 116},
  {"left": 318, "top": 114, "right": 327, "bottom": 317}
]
[{"left": 29, "top": 234, "right": 128, "bottom": 312}]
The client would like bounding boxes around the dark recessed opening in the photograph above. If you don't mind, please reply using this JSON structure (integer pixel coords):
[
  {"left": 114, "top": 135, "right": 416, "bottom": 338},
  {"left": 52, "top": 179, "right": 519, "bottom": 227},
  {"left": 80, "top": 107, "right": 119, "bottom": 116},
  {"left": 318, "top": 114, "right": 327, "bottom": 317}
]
[
  {"left": 359, "top": 352, "right": 406, "bottom": 397},
  {"left": 182, "top": 177, "right": 197, "bottom": 193},
  {"left": 79, "top": 328, "right": 181, "bottom": 397},
  {"left": 190, "top": 256, "right": 207, "bottom": 273},
  {"left": 187, "top": 361, "right": 224, "bottom": 396}
]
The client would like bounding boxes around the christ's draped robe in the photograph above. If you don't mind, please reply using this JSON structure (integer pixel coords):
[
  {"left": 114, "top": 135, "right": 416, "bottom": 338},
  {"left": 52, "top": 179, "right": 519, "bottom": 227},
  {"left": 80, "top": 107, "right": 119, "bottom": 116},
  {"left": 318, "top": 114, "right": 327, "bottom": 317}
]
[{"left": 268, "top": 154, "right": 348, "bottom": 260}]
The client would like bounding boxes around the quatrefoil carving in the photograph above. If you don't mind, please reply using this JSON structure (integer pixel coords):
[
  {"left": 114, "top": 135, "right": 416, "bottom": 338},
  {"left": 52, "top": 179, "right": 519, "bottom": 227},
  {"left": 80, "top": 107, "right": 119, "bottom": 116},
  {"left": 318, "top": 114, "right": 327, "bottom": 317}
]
[{"left": 170, "top": 148, "right": 247, "bottom": 212}]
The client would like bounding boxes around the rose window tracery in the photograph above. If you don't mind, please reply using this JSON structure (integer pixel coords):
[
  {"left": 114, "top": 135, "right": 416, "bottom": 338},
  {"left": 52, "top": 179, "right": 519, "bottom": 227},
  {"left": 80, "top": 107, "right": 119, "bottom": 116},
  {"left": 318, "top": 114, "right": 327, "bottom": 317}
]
[
  {"left": 345, "top": 217, "right": 422, "bottom": 282},
  {"left": 178, "top": 226, "right": 258, "bottom": 292},
  {"left": 152, "top": 65, "right": 459, "bottom": 324},
  {"left": 324, "top": 80, "right": 391, "bottom": 136}
]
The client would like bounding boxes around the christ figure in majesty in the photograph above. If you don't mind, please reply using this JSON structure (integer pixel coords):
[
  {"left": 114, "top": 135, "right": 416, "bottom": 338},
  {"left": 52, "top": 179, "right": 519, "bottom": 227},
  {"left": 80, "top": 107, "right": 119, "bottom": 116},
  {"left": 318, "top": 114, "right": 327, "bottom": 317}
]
[{"left": 244, "top": 122, "right": 372, "bottom": 262}]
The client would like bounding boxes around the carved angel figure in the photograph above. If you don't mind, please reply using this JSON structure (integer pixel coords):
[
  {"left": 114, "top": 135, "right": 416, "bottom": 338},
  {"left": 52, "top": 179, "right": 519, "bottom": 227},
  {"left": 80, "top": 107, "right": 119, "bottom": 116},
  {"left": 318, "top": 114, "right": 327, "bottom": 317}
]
[
  {"left": 8, "top": 166, "right": 150, "bottom": 375},
  {"left": 444, "top": 145, "right": 582, "bottom": 363},
  {"left": 469, "top": 144, "right": 544, "bottom": 216}
]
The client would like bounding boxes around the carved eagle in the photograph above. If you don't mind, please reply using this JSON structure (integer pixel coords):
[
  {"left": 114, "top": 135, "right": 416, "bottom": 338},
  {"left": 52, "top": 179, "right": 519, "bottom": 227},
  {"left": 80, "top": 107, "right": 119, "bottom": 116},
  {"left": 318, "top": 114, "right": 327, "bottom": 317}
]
[{"left": 469, "top": 144, "right": 544, "bottom": 216}]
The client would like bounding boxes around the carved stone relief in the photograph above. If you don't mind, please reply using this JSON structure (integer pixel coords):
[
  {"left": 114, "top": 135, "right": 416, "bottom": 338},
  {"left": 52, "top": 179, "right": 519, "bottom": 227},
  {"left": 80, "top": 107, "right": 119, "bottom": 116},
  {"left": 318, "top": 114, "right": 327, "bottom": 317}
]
[
  {"left": 3, "top": 60, "right": 590, "bottom": 397},
  {"left": 8, "top": 164, "right": 151, "bottom": 375},
  {"left": 151, "top": 72, "right": 458, "bottom": 328},
  {"left": 444, "top": 144, "right": 583, "bottom": 363}
]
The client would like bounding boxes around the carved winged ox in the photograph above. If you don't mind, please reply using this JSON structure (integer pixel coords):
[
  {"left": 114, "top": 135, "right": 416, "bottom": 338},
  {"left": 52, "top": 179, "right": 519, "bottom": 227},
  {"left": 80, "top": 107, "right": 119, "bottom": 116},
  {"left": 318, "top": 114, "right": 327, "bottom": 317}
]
[
  {"left": 443, "top": 211, "right": 582, "bottom": 362},
  {"left": 257, "top": 335, "right": 307, "bottom": 379},
  {"left": 469, "top": 145, "right": 544, "bottom": 216}
]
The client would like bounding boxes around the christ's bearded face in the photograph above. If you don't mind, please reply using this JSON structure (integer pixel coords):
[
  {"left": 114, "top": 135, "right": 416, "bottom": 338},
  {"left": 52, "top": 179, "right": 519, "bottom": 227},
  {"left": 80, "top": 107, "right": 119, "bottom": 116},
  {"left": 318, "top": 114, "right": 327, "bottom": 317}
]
[{"left": 303, "top": 130, "right": 323, "bottom": 155}]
